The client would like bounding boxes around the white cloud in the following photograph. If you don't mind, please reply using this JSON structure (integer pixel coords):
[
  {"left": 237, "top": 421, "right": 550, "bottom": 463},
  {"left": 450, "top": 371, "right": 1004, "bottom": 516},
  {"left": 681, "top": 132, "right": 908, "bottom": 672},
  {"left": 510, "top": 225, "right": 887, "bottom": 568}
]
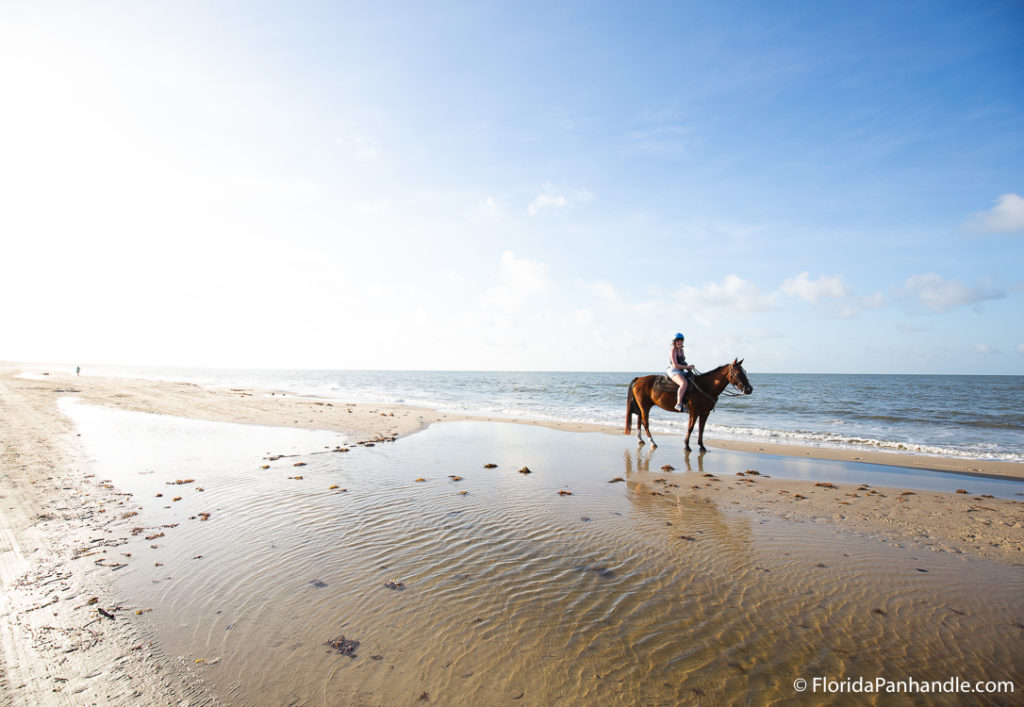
[
  {"left": 859, "top": 292, "right": 886, "bottom": 309},
  {"left": 1017, "top": 342, "right": 1024, "bottom": 355},
  {"left": 481, "top": 251, "right": 553, "bottom": 312},
  {"left": 903, "top": 273, "right": 1004, "bottom": 312},
  {"left": 527, "top": 185, "right": 594, "bottom": 216},
  {"left": 676, "top": 275, "right": 774, "bottom": 318},
  {"left": 967, "top": 193, "right": 1024, "bottom": 234},
  {"left": 973, "top": 343, "right": 998, "bottom": 355},
  {"left": 781, "top": 272, "right": 851, "bottom": 304},
  {"left": 582, "top": 281, "right": 661, "bottom": 315},
  {"left": 572, "top": 309, "right": 595, "bottom": 325},
  {"left": 528, "top": 193, "right": 568, "bottom": 214}
]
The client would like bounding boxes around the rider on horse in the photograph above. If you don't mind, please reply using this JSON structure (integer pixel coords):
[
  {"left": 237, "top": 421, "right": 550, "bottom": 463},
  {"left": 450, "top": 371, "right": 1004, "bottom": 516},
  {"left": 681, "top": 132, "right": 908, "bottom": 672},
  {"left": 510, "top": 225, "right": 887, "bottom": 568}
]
[{"left": 667, "top": 332, "right": 695, "bottom": 412}]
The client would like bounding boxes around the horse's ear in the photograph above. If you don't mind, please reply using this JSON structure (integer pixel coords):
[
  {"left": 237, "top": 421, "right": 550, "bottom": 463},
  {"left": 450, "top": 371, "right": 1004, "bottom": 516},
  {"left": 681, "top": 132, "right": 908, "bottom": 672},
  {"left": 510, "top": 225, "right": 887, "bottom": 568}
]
[{"left": 738, "top": 358, "right": 744, "bottom": 365}]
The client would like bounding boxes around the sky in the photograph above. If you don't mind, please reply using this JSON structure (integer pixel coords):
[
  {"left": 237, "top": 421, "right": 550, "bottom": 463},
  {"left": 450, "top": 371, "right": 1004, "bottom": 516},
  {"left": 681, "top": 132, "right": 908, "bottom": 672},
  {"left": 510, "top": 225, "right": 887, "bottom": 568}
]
[{"left": 1, "top": 1, "right": 1022, "bottom": 374}]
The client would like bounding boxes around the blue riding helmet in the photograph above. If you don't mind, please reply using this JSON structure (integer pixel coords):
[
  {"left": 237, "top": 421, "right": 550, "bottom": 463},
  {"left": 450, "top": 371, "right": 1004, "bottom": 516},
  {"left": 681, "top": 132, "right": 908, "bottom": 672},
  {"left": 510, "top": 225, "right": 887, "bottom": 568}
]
[{"left": 673, "top": 333, "right": 685, "bottom": 341}]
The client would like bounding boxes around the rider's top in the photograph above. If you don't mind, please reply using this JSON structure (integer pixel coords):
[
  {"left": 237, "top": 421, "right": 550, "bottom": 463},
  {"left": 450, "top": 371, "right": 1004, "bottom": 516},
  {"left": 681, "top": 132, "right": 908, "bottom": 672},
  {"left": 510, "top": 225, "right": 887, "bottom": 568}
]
[{"left": 669, "top": 346, "right": 687, "bottom": 372}]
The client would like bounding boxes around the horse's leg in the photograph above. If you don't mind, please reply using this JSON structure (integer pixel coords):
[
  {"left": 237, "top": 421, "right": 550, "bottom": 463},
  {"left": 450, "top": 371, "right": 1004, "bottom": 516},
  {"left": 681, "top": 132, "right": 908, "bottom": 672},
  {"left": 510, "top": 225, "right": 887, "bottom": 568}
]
[
  {"left": 634, "top": 396, "right": 646, "bottom": 445},
  {"left": 684, "top": 413, "right": 696, "bottom": 452},
  {"left": 642, "top": 402, "right": 658, "bottom": 448},
  {"left": 626, "top": 384, "right": 645, "bottom": 445},
  {"left": 697, "top": 414, "right": 709, "bottom": 452}
]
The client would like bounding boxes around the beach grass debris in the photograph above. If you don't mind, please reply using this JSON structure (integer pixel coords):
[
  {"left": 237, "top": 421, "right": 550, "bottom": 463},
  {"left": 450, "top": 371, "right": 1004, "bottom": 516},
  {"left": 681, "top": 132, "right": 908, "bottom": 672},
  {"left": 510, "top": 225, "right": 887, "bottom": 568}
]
[
  {"left": 415, "top": 477, "right": 427, "bottom": 482},
  {"left": 384, "top": 579, "right": 405, "bottom": 590},
  {"left": 288, "top": 475, "right": 304, "bottom": 480},
  {"left": 198, "top": 512, "right": 211, "bottom": 521},
  {"left": 326, "top": 635, "right": 360, "bottom": 657},
  {"left": 956, "top": 489, "right": 969, "bottom": 494},
  {"left": 293, "top": 462, "right": 307, "bottom": 467},
  {"left": 172, "top": 496, "right": 182, "bottom": 502},
  {"left": 814, "top": 482, "right": 837, "bottom": 488},
  {"left": 608, "top": 477, "right": 625, "bottom": 483},
  {"left": 661, "top": 464, "right": 675, "bottom": 471},
  {"left": 168, "top": 479, "right": 195, "bottom": 485},
  {"left": 558, "top": 490, "right": 572, "bottom": 496},
  {"left": 448, "top": 475, "right": 464, "bottom": 481},
  {"left": 518, "top": 466, "right": 532, "bottom": 474},
  {"left": 483, "top": 463, "right": 497, "bottom": 468},
  {"left": 310, "top": 579, "right": 328, "bottom": 588},
  {"left": 260, "top": 465, "right": 270, "bottom": 469}
]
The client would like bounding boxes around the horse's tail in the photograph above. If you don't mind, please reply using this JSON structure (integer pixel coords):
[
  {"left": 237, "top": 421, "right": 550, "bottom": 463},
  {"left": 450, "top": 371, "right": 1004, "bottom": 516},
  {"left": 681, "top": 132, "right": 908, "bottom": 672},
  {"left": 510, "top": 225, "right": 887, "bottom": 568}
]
[{"left": 625, "top": 377, "right": 639, "bottom": 434}]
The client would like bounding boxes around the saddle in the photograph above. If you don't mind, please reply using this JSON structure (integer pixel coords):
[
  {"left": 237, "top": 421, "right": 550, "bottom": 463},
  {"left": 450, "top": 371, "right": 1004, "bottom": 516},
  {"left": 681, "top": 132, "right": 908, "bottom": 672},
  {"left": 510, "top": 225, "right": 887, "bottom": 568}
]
[{"left": 653, "top": 375, "right": 686, "bottom": 399}]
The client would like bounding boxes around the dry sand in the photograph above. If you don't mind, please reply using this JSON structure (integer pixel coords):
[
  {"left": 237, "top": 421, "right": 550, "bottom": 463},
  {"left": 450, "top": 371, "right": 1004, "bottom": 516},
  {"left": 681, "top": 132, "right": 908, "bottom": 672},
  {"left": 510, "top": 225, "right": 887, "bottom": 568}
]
[{"left": 1, "top": 366, "right": 1022, "bottom": 705}]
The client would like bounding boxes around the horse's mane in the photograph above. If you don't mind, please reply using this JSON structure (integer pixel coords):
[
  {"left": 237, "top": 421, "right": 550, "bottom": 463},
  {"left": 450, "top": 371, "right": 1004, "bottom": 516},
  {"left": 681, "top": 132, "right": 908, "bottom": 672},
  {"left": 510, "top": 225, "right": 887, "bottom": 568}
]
[{"left": 698, "top": 363, "right": 730, "bottom": 379}]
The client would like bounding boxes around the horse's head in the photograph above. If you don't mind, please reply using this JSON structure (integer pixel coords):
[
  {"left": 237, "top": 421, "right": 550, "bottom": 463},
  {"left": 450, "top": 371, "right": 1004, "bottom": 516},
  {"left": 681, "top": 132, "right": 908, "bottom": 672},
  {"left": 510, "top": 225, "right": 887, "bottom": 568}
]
[{"left": 728, "top": 359, "right": 753, "bottom": 395}]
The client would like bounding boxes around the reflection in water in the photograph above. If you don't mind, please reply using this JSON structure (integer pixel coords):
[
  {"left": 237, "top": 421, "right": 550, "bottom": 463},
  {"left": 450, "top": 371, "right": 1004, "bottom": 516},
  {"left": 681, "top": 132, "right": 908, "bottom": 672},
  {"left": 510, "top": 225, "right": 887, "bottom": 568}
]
[
  {"left": 623, "top": 447, "right": 753, "bottom": 562},
  {"left": 684, "top": 448, "right": 706, "bottom": 473},
  {"left": 66, "top": 408, "right": 1024, "bottom": 706}
]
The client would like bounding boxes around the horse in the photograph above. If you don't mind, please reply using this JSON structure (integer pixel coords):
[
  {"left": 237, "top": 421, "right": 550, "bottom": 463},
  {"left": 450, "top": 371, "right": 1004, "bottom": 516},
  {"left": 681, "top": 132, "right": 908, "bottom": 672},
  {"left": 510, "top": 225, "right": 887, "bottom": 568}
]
[{"left": 625, "top": 359, "right": 753, "bottom": 451}]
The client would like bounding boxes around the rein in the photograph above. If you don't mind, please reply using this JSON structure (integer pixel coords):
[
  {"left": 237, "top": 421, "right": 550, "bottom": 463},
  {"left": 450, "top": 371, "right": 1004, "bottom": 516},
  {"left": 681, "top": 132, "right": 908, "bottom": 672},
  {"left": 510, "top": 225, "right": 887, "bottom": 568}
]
[{"left": 689, "top": 367, "right": 746, "bottom": 402}]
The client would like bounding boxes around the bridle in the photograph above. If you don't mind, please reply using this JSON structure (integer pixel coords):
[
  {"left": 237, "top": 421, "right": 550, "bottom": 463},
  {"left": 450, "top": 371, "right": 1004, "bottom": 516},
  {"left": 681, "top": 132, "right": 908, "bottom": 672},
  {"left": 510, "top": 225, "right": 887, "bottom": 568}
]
[{"left": 689, "top": 363, "right": 751, "bottom": 402}]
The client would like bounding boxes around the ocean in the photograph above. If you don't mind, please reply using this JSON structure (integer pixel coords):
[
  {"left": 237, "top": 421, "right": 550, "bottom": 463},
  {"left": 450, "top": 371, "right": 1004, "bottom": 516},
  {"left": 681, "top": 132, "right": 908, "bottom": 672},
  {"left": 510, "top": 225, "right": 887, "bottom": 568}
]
[{"left": 85, "top": 366, "right": 1024, "bottom": 464}]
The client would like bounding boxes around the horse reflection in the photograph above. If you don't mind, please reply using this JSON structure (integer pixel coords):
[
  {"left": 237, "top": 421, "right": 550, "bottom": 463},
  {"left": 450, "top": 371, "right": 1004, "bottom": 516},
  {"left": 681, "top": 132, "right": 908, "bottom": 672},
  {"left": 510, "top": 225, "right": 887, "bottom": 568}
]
[{"left": 621, "top": 447, "right": 752, "bottom": 555}]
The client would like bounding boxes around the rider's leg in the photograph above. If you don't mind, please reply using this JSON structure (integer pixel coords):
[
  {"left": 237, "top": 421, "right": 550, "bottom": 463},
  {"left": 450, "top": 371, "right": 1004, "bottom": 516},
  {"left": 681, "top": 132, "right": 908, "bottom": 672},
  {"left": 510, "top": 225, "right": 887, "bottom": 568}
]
[{"left": 670, "top": 373, "right": 687, "bottom": 410}]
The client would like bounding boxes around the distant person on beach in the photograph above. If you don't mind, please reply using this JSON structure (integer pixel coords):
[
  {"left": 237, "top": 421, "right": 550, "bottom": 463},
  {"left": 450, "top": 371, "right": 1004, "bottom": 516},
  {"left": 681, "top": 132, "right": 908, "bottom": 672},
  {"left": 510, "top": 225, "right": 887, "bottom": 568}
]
[
  {"left": 667, "top": 333, "right": 694, "bottom": 412},
  {"left": 76, "top": 365, "right": 80, "bottom": 376}
]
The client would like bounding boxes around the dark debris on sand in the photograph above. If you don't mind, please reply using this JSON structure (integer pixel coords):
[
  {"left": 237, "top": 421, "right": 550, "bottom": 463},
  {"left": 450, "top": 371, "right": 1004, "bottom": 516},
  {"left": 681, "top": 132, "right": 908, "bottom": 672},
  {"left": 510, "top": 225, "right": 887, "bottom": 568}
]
[{"left": 326, "top": 635, "right": 360, "bottom": 657}]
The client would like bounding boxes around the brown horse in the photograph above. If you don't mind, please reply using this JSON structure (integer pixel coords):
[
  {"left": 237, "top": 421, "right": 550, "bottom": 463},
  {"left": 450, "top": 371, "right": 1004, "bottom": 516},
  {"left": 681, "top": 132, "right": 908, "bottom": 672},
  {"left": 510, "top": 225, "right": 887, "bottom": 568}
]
[{"left": 625, "top": 359, "right": 752, "bottom": 451}]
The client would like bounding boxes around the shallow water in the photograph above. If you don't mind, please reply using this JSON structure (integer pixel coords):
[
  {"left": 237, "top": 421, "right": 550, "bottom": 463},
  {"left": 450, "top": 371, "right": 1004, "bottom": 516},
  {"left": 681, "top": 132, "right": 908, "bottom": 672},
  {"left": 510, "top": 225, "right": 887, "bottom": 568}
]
[{"left": 64, "top": 402, "right": 1023, "bottom": 705}]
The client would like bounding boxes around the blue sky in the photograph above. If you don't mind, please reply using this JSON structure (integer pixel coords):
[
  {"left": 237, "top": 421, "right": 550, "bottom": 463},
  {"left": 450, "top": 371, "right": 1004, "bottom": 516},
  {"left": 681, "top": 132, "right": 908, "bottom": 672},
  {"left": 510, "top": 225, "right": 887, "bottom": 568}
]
[{"left": 2, "top": 1, "right": 1022, "bottom": 373}]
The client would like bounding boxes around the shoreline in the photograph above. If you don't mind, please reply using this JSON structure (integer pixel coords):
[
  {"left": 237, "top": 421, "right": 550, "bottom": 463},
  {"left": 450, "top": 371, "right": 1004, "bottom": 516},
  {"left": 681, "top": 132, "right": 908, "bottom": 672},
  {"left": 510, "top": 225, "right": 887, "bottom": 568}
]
[
  {"left": 1, "top": 365, "right": 1022, "bottom": 704},
  {"left": 9, "top": 366, "right": 1021, "bottom": 481}
]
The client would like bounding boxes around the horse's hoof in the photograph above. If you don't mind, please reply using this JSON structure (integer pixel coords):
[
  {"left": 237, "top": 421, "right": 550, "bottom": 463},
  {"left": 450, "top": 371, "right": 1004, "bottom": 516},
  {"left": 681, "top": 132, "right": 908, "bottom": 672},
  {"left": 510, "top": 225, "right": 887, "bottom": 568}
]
[
  {"left": 684, "top": 445, "right": 691, "bottom": 452},
  {"left": 651, "top": 442, "right": 658, "bottom": 449},
  {"left": 699, "top": 446, "right": 707, "bottom": 453},
  {"left": 638, "top": 440, "right": 645, "bottom": 446}
]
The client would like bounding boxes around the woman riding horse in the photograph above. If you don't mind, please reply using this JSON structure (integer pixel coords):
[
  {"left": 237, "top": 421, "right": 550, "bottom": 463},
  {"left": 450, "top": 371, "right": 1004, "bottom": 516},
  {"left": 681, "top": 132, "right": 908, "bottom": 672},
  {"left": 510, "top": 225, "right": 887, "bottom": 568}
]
[
  {"left": 667, "top": 332, "right": 694, "bottom": 411},
  {"left": 626, "top": 357, "right": 753, "bottom": 451}
]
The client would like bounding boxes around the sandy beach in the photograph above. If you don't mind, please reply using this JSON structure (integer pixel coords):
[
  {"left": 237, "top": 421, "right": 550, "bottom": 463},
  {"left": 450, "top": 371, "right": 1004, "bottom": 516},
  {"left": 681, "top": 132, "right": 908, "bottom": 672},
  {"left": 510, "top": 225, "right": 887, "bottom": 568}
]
[{"left": 1, "top": 366, "right": 1021, "bottom": 705}]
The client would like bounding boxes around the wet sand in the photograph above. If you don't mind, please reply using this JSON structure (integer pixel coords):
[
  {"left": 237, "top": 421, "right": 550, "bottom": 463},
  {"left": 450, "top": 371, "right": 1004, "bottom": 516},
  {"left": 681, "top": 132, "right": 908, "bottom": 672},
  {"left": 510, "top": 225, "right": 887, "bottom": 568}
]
[{"left": 1, "top": 367, "right": 1022, "bottom": 705}]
